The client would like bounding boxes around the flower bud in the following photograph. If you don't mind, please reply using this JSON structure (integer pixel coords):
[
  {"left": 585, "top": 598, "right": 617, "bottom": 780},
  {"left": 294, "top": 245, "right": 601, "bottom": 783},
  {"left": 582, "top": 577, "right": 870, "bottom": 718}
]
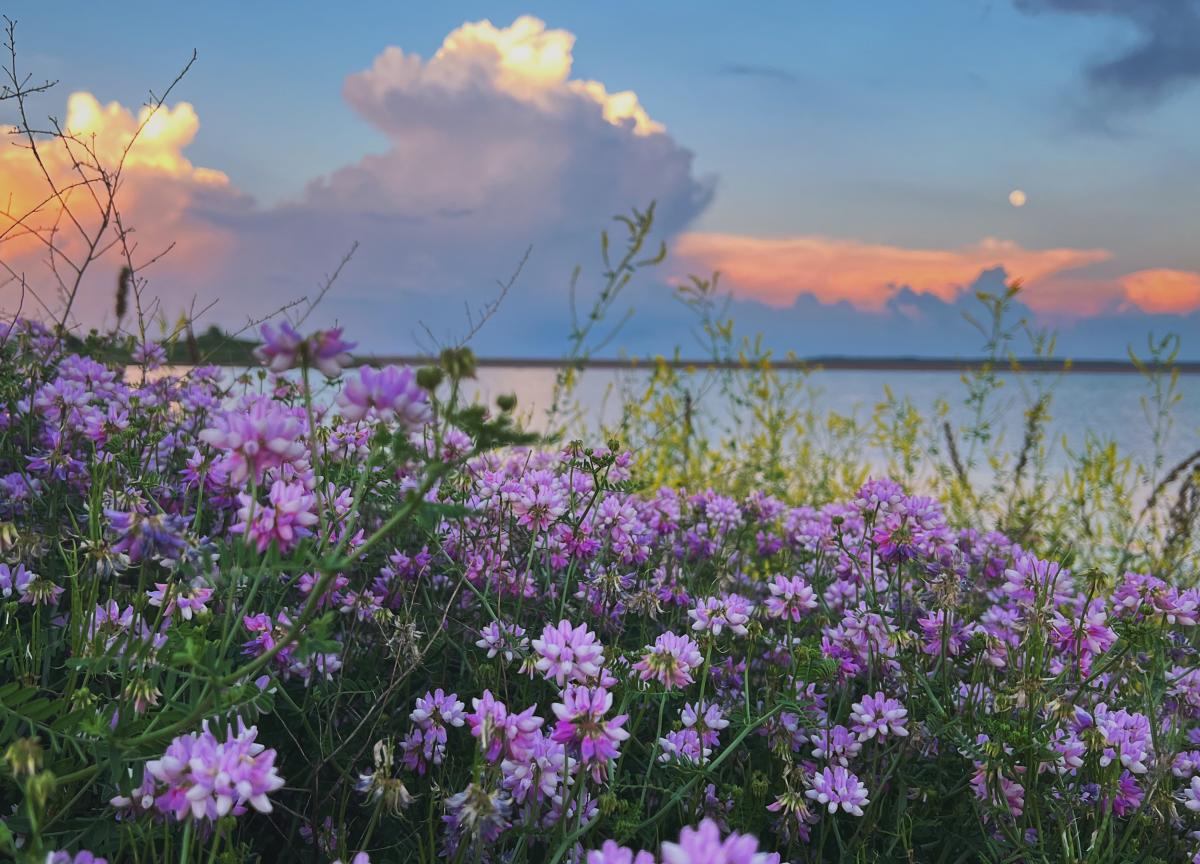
[
  {"left": 416, "top": 366, "right": 444, "bottom": 392},
  {"left": 4, "top": 736, "right": 42, "bottom": 778},
  {"left": 440, "top": 347, "right": 477, "bottom": 380}
]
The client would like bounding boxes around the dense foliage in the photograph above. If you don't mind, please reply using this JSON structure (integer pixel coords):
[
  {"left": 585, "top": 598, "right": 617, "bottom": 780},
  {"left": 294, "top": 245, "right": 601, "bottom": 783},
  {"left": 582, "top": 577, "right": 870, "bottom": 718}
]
[{"left": 1, "top": 313, "right": 1200, "bottom": 864}]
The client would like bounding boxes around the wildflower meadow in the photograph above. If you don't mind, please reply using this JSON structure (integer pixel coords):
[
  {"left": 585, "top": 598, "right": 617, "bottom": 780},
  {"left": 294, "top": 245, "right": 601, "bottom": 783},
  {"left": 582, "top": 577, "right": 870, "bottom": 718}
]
[
  {"left": 3, "top": 14, "right": 1200, "bottom": 864},
  {"left": 3, "top": 269, "right": 1200, "bottom": 864}
]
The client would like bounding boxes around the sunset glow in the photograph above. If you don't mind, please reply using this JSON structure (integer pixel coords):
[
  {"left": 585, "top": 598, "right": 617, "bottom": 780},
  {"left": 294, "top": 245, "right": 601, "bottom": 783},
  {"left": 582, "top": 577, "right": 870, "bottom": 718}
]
[
  {"left": 0, "top": 91, "right": 235, "bottom": 312},
  {"left": 3, "top": 7, "right": 1199, "bottom": 356},
  {"left": 673, "top": 232, "right": 1126, "bottom": 313},
  {"left": 1120, "top": 269, "right": 1200, "bottom": 314}
]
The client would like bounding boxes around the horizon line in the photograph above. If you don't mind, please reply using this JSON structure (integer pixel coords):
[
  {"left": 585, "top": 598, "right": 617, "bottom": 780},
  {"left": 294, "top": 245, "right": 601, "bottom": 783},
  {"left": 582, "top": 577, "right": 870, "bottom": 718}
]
[{"left": 345, "top": 355, "right": 1200, "bottom": 374}]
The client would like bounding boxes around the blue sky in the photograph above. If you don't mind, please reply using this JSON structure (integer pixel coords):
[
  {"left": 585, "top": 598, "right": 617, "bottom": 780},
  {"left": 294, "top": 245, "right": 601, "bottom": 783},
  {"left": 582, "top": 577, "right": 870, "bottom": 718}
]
[{"left": 3, "top": 1, "right": 1199, "bottom": 356}]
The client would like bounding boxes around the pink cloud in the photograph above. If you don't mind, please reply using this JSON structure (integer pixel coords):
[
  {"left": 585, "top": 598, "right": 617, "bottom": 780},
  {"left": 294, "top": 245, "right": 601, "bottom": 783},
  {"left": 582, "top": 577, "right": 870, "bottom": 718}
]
[
  {"left": 673, "top": 233, "right": 1115, "bottom": 313},
  {"left": 1, "top": 92, "right": 243, "bottom": 324},
  {"left": 1119, "top": 269, "right": 1200, "bottom": 314},
  {"left": 674, "top": 233, "right": 1200, "bottom": 318}
]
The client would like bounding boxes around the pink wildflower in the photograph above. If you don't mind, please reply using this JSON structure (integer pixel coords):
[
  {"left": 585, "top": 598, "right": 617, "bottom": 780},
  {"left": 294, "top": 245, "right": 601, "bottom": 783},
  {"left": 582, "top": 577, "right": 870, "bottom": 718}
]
[
  {"left": 633, "top": 631, "right": 703, "bottom": 689},
  {"left": 551, "top": 684, "right": 629, "bottom": 779},
  {"left": 145, "top": 717, "right": 283, "bottom": 822},
  {"left": 806, "top": 766, "right": 870, "bottom": 816},
  {"left": 531, "top": 620, "right": 605, "bottom": 687}
]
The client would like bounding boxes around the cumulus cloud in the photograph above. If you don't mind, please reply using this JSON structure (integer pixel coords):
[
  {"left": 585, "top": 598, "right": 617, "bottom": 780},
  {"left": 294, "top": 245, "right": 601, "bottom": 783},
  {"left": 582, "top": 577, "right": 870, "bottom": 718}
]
[
  {"left": 59, "top": 92, "right": 227, "bottom": 180},
  {"left": 1013, "top": 0, "right": 1200, "bottom": 114},
  {"left": 345, "top": 17, "right": 664, "bottom": 136},
  {"left": 296, "top": 14, "right": 707, "bottom": 262},
  {"left": 244, "top": 15, "right": 712, "bottom": 348},
  {"left": 4, "top": 16, "right": 712, "bottom": 347},
  {"left": 1, "top": 92, "right": 239, "bottom": 308},
  {"left": 3, "top": 14, "right": 1197, "bottom": 359}
]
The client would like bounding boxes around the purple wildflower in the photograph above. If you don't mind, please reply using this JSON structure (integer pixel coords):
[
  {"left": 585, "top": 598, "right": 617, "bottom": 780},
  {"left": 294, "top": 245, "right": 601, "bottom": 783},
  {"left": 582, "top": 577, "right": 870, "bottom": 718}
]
[
  {"left": 231, "top": 478, "right": 318, "bottom": 554},
  {"left": 255, "top": 322, "right": 356, "bottom": 378},
  {"left": 254, "top": 321, "right": 304, "bottom": 372},
  {"left": 337, "top": 365, "right": 431, "bottom": 427},
  {"left": 633, "top": 631, "right": 703, "bottom": 689},
  {"left": 46, "top": 852, "right": 108, "bottom": 864},
  {"left": 13, "top": 565, "right": 62, "bottom": 606},
  {"left": 145, "top": 717, "right": 284, "bottom": 821},
  {"left": 806, "top": 766, "right": 870, "bottom": 816},
  {"left": 132, "top": 341, "right": 167, "bottom": 369},
  {"left": 811, "top": 724, "right": 862, "bottom": 765},
  {"left": 689, "top": 594, "right": 754, "bottom": 637},
  {"left": 551, "top": 684, "right": 629, "bottom": 779},
  {"left": 531, "top": 619, "right": 605, "bottom": 687},
  {"left": 1183, "top": 775, "right": 1200, "bottom": 812},
  {"left": 658, "top": 728, "right": 711, "bottom": 765},
  {"left": 475, "top": 621, "right": 529, "bottom": 664},
  {"left": 500, "top": 730, "right": 573, "bottom": 806},
  {"left": 660, "top": 818, "right": 781, "bottom": 864},
  {"left": 467, "top": 690, "right": 543, "bottom": 762},
  {"left": 586, "top": 841, "right": 656, "bottom": 864},
  {"left": 147, "top": 582, "right": 213, "bottom": 621},
  {"left": 849, "top": 692, "right": 909, "bottom": 742},
  {"left": 764, "top": 573, "right": 818, "bottom": 621},
  {"left": 1093, "top": 704, "right": 1154, "bottom": 774},
  {"left": 199, "top": 397, "right": 308, "bottom": 486},
  {"left": 681, "top": 700, "right": 729, "bottom": 750},
  {"left": 443, "top": 783, "right": 511, "bottom": 846},
  {"left": 105, "top": 509, "right": 191, "bottom": 564},
  {"left": 1109, "top": 770, "right": 1143, "bottom": 817}
]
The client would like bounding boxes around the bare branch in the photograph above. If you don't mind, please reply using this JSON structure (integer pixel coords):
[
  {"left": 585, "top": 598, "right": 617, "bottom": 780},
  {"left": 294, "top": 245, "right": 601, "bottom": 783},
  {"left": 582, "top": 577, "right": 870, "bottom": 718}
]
[
  {"left": 295, "top": 241, "right": 359, "bottom": 328},
  {"left": 412, "top": 245, "right": 530, "bottom": 353}
]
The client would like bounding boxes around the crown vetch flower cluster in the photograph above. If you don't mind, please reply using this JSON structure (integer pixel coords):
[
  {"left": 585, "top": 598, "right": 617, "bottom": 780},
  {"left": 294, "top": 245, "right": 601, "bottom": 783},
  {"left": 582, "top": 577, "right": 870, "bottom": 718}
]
[
  {"left": 136, "top": 718, "right": 283, "bottom": 822},
  {"left": 633, "top": 631, "right": 703, "bottom": 689},
  {"left": 199, "top": 397, "right": 308, "bottom": 486},
  {"left": 403, "top": 689, "right": 466, "bottom": 773},
  {"left": 6, "top": 320, "right": 1200, "bottom": 863},
  {"left": 254, "top": 321, "right": 355, "bottom": 378},
  {"left": 531, "top": 619, "right": 605, "bottom": 687},
  {"left": 551, "top": 684, "right": 629, "bottom": 780},
  {"left": 337, "top": 365, "right": 431, "bottom": 427},
  {"left": 807, "top": 766, "right": 871, "bottom": 816},
  {"left": 587, "top": 818, "right": 781, "bottom": 864}
]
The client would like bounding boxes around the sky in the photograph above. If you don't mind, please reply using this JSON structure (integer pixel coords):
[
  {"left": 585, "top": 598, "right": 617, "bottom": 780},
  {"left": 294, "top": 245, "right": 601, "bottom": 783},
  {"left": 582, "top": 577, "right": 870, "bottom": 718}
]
[{"left": 2, "top": 0, "right": 1199, "bottom": 358}]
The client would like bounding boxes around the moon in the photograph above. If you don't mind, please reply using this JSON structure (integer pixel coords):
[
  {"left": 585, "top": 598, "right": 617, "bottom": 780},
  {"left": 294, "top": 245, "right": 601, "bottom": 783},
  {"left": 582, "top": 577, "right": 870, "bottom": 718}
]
[{"left": 1009, "top": 189, "right": 1027, "bottom": 207}]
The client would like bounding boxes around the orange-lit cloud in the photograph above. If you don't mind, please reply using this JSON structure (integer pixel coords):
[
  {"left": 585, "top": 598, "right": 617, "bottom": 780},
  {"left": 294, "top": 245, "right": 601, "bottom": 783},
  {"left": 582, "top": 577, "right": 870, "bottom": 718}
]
[
  {"left": 1, "top": 91, "right": 236, "bottom": 319},
  {"left": 673, "top": 232, "right": 1200, "bottom": 317},
  {"left": 1119, "top": 269, "right": 1200, "bottom": 314},
  {"left": 674, "top": 233, "right": 1115, "bottom": 312},
  {"left": 674, "top": 232, "right": 1200, "bottom": 317},
  {"left": 59, "top": 92, "right": 229, "bottom": 181}
]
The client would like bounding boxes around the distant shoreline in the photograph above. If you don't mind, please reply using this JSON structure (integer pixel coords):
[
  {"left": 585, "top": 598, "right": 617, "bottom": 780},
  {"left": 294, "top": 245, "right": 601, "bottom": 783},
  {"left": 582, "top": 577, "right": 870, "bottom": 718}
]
[
  {"left": 95, "top": 326, "right": 1196, "bottom": 374},
  {"left": 350, "top": 355, "right": 1200, "bottom": 374}
]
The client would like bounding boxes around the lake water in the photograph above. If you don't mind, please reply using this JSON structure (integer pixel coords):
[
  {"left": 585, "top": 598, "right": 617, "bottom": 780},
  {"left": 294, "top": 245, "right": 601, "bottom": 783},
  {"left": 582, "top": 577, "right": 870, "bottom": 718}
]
[
  {"left": 462, "top": 366, "right": 1200, "bottom": 477},
  {"left": 138, "top": 363, "right": 1200, "bottom": 480}
]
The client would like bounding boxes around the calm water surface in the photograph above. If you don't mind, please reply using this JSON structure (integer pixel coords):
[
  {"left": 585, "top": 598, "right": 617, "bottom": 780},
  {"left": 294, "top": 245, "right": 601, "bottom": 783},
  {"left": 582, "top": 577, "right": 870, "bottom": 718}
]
[
  {"left": 143, "top": 365, "right": 1200, "bottom": 478},
  {"left": 463, "top": 367, "right": 1200, "bottom": 476}
]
